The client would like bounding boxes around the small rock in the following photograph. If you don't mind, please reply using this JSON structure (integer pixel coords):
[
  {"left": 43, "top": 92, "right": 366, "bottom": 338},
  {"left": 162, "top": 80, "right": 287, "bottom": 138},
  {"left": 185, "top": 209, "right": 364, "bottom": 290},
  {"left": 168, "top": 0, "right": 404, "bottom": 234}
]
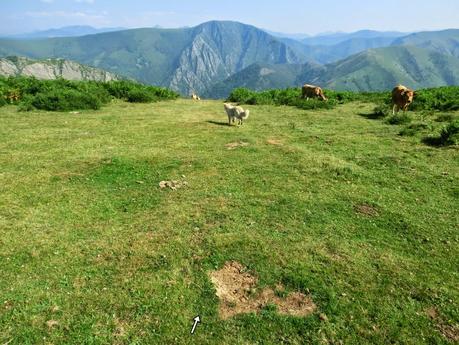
[
  {"left": 46, "top": 320, "right": 59, "bottom": 328},
  {"left": 319, "top": 313, "right": 328, "bottom": 322}
]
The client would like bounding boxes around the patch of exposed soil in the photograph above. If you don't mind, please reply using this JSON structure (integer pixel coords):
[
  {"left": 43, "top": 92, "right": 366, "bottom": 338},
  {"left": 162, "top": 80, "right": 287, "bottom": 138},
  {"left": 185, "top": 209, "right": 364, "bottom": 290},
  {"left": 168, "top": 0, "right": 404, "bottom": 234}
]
[
  {"left": 354, "top": 203, "right": 379, "bottom": 217},
  {"left": 426, "top": 307, "right": 459, "bottom": 342},
  {"left": 225, "top": 141, "right": 249, "bottom": 150},
  {"left": 266, "top": 139, "right": 283, "bottom": 146},
  {"left": 209, "top": 261, "right": 316, "bottom": 320}
]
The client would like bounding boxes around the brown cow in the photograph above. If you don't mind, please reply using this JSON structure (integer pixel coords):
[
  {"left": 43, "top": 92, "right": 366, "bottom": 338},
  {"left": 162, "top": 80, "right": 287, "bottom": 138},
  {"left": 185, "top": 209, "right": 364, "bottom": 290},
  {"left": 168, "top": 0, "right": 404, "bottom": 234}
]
[
  {"left": 392, "top": 85, "right": 414, "bottom": 114},
  {"left": 301, "top": 84, "right": 327, "bottom": 101}
]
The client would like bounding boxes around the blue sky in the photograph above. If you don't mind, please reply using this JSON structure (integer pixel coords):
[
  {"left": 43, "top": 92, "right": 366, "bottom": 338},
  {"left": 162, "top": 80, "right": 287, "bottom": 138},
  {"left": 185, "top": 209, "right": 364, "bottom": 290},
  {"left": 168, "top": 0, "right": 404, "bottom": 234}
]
[{"left": 1, "top": 0, "right": 458, "bottom": 35}]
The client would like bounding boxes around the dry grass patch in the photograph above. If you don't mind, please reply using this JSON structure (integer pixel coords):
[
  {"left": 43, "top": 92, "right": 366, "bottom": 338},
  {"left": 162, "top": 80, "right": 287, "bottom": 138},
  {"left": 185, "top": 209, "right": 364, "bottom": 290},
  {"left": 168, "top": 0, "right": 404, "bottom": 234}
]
[{"left": 225, "top": 141, "right": 249, "bottom": 150}]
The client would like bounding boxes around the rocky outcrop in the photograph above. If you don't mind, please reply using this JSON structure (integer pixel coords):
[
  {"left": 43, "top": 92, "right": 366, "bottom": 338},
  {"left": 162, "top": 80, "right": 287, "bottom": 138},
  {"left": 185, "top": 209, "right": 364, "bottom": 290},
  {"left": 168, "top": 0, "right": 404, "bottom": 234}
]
[
  {"left": 0, "top": 56, "right": 120, "bottom": 82},
  {"left": 169, "top": 21, "right": 303, "bottom": 95}
]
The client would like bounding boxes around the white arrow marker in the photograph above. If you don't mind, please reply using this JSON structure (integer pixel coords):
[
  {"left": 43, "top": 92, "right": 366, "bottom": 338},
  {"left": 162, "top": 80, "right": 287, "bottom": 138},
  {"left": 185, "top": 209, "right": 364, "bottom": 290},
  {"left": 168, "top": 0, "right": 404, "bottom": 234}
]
[{"left": 190, "top": 315, "right": 201, "bottom": 334}]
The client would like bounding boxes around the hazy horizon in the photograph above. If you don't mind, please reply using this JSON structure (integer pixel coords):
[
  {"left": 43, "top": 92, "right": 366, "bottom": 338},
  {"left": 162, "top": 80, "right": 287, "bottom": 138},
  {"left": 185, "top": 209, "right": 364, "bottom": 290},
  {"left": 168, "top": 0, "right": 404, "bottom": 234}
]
[{"left": 1, "top": 0, "right": 458, "bottom": 36}]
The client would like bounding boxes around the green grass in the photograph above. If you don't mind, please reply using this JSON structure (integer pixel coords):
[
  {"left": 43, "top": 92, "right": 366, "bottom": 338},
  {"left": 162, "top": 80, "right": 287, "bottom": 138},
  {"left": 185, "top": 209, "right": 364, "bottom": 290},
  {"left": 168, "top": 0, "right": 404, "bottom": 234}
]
[{"left": 0, "top": 99, "right": 458, "bottom": 344}]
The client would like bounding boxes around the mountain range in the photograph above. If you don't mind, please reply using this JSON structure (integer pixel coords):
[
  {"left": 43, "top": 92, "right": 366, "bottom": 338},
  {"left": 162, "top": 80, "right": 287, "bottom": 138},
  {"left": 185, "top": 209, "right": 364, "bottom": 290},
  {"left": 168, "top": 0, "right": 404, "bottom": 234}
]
[
  {"left": 0, "top": 21, "right": 458, "bottom": 97},
  {"left": 3, "top": 26, "right": 126, "bottom": 39}
]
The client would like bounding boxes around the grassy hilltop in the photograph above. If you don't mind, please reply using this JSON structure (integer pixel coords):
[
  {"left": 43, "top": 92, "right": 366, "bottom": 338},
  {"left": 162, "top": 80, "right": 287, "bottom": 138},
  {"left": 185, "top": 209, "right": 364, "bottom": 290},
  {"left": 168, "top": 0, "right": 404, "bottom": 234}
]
[{"left": 0, "top": 91, "right": 458, "bottom": 344}]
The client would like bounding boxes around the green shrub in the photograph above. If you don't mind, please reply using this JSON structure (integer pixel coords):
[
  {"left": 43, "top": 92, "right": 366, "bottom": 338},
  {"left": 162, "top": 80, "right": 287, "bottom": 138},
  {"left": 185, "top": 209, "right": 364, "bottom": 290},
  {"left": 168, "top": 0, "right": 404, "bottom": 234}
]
[
  {"left": 411, "top": 87, "right": 459, "bottom": 112},
  {"left": 103, "top": 80, "right": 178, "bottom": 103},
  {"left": 28, "top": 89, "right": 102, "bottom": 111},
  {"left": 228, "top": 87, "right": 388, "bottom": 111},
  {"left": 295, "top": 98, "right": 337, "bottom": 110},
  {"left": 126, "top": 89, "right": 156, "bottom": 103},
  {"left": 0, "top": 76, "right": 178, "bottom": 112},
  {"left": 227, "top": 88, "right": 256, "bottom": 104},
  {"left": 146, "top": 86, "right": 179, "bottom": 100},
  {"left": 0, "top": 92, "right": 6, "bottom": 107},
  {"left": 17, "top": 95, "right": 34, "bottom": 111}
]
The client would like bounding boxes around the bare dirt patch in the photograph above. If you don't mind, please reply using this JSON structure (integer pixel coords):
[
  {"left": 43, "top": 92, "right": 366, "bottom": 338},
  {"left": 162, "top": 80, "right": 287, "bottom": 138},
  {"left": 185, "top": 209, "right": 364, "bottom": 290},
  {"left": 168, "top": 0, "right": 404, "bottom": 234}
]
[
  {"left": 266, "top": 139, "right": 283, "bottom": 146},
  {"left": 354, "top": 204, "right": 379, "bottom": 217},
  {"left": 426, "top": 307, "right": 459, "bottom": 342},
  {"left": 225, "top": 141, "right": 249, "bottom": 150},
  {"left": 209, "top": 261, "right": 316, "bottom": 320}
]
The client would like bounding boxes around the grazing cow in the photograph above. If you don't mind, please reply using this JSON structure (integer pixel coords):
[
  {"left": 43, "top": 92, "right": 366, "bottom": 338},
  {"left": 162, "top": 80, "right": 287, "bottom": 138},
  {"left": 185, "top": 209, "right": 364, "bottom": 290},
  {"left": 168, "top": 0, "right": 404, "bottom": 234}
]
[
  {"left": 392, "top": 85, "right": 415, "bottom": 114},
  {"left": 191, "top": 93, "right": 201, "bottom": 101},
  {"left": 223, "top": 103, "right": 250, "bottom": 126},
  {"left": 301, "top": 84, "right": 327, "bottom": 101}
]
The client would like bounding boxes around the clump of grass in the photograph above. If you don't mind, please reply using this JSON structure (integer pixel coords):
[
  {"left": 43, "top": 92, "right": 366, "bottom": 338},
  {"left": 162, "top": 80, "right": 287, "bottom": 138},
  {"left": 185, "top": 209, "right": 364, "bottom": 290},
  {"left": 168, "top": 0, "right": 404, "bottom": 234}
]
[
  {"left": 399, "top": 122, "right": 429, "bottom": 136},
  {"left": 386, "top": 113, "right": 412, "bottom": 125},
  {"left": 423, "top": 120, "right": 459, "bottom": 146},
  {"left": 372, "top": 104, "right": 391, "bottom": 118},
  {"left": 435, "top": 114, "right": 456, "bottom": 123}
]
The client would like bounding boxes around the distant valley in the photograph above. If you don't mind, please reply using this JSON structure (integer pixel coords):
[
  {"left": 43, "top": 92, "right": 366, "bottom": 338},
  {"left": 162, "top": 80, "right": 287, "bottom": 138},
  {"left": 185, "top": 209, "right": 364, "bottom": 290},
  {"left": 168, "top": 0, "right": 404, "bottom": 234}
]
[{"left": 0, "top": 21, "right": 458, "bottom": 97}]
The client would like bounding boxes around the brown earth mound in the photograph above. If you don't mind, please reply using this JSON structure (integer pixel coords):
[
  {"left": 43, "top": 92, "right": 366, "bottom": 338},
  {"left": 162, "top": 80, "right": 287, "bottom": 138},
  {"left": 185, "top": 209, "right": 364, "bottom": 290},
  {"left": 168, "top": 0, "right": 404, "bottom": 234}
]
[
  {"left": 266, "top": 139, "right": 283, "bottom": 146},
  {"left": 354, "top": 204, "right": 379, "bottom": 217},
  {"left": 209, "top": 261, "right": 316, "bottom": 319},
  {"left": 426, "top": 307, "right": 459, "bottom": 342}
]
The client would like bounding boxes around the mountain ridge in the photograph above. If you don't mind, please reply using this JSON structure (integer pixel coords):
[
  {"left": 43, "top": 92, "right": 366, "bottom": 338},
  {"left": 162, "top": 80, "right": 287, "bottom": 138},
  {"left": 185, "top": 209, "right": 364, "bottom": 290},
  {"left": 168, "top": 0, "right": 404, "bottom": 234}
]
[
  {"left": 206, "top": 45, "right": 459, "bottom": 97},
  {"left": 0, "top": 56, "right": 120, "bottom": 82},
  {"left": 0, "top": 21, "right": 305, "bottom": 95}
]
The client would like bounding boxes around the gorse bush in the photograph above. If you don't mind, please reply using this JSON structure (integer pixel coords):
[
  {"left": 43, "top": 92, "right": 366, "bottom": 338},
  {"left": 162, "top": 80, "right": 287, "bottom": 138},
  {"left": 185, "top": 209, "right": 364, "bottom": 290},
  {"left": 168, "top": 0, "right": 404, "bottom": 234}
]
[
  {"left": 101, "top": 80, "right": 178, "bottom": 102},
  {"left": 126, "top": 89, "right": 156, "bottom": 103},
  {"left": 227, "top": 87, "right": 388, "bottom": 110},
  {"left": 411, "top": 87, "right": 459, "bottom": 112},
  {"left": 0, "top": 76, "right": 179, "bottom": 111},
  {"left": 0, "top": 91, "right": 6, "bottom": 107},
  {"left": 31, "top": 90, "right": 103, "bottom": 111}
]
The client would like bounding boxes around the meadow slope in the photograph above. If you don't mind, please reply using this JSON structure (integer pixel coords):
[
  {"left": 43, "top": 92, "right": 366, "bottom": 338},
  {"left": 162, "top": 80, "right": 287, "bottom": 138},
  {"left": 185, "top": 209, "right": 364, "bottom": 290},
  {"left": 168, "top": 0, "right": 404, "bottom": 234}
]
[{"left": 0, "top": 100, "right": 458, "bottom": 344}]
